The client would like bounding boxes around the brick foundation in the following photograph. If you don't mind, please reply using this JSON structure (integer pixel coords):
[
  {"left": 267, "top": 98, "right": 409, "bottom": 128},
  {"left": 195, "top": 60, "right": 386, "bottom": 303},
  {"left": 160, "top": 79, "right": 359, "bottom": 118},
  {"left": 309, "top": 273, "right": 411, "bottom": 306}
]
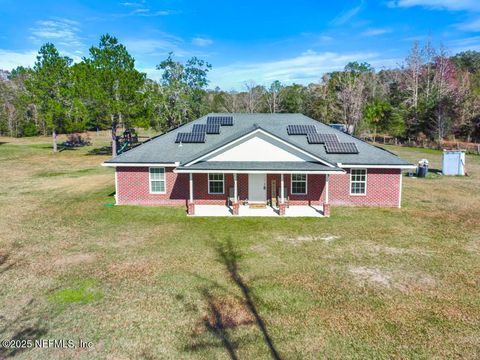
[
  {"left": 232, "top": 202, "right": 240, "bottom": 215},
  {"left": 278, "top": 203, "right": 286, "bottom": 216},
  {"left": 187, "top": 202, "right": 195, "bottom": 215},
  {"left": 323, "top": 203, "right": 330, "bottom": 217}
]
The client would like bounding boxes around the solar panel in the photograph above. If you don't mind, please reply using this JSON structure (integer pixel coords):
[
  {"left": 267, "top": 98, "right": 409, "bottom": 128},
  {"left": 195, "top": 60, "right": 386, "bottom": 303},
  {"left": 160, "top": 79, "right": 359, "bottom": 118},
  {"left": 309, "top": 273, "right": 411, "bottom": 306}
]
[
  {"left": 306, "top": 133, "right": 339, "bottom": 144},
  {"left": 324, "top": 141, "right": 359, "bottom": 154},
  {"left": 175, "top": 132, "right": 206, "bottom": 143},
  {"left": 287, "top": 124, "right": 317, "bottom": 135},
  {"left": 207, "top": 116, "right": 234, "bottom": 126},
  {"left": 192, "top": 123, "right": 220, "bottom": 134}
]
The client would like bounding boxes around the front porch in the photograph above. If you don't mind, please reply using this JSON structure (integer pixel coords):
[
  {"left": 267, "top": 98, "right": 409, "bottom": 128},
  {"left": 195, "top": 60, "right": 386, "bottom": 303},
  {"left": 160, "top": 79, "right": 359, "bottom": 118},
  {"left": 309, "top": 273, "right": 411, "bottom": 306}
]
[
  {"left": 175, "top": 167, "right": 338, "bottom": 217},
  {"left": 193, "top": 204, "right": 325, "bottom": 217}
]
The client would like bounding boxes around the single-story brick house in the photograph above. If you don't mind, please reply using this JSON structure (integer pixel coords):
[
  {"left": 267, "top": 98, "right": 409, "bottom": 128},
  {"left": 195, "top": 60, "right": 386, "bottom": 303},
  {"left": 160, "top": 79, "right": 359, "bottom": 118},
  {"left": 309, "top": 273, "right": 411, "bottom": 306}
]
[{"left": 103, "top": 113, "right": 415, "bottom": 216}]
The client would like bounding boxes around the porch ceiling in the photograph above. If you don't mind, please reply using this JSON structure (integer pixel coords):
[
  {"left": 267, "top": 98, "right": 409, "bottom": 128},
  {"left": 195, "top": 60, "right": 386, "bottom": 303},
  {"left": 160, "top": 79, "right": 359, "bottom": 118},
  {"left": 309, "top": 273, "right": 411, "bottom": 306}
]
[{"left": 175, "top": 161, "right": 344, "bottom": 173}]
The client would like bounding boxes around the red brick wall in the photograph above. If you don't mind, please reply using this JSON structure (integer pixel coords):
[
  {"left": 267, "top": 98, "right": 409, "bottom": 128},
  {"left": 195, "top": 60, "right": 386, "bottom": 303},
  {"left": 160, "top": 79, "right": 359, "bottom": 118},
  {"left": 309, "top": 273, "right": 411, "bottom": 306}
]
[
  {"left": 329, "top": 168, "right": 401, "bottom": 207},
  {"left": 116, "top": 167, "right": 189, "bottom": 206},
  {"left": 266, "top": 174, "right": 325, "bottom": 205},
  {"left": 116, "top": 167, "right": 401, "bottom": 208}
]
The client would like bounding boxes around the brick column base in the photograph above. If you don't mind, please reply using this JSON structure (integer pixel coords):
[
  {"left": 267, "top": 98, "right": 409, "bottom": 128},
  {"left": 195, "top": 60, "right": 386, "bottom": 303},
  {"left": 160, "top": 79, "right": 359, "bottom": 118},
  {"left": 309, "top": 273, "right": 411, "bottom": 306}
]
[
  {"left": 323, "top": 203, "right": 330, "bottom": 217},
  {"left": 279, "top": 203, "right": 286, "bottom": 216},
  {"left": 232, "top": 202, "right": 240, "bottom": 215},
  {"left": 187, "top": 202, "right": 195, "bottom": 215}
]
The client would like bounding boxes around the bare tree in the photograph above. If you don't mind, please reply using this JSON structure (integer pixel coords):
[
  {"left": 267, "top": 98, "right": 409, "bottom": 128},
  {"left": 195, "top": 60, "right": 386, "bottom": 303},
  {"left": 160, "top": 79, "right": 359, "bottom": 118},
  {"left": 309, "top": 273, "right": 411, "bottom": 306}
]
[
  {"left": 222, "top": 91, "right": 241, "bottom": 113},
  {"left": 243, "top": 81, "right": 264, "bottom": 113}
]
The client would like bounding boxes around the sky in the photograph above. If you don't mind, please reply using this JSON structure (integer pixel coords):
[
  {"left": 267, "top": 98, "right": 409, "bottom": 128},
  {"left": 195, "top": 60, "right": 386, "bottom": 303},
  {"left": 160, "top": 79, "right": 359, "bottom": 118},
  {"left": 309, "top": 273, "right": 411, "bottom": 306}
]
[{"left": 0, "top": 0, "right": 480, "bottom": 89}]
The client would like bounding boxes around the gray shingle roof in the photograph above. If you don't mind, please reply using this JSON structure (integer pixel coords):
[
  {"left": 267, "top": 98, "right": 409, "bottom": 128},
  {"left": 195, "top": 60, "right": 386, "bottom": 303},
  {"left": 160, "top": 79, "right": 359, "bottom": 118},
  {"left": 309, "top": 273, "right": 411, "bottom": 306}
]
[{"left": 105, "top": 113, "right": 412, "bottom": 167}]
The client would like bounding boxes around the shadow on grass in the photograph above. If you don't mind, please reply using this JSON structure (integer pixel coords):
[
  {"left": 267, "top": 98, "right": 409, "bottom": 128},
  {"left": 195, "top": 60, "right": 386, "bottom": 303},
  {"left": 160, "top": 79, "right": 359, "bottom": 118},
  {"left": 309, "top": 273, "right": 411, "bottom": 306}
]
[
  {"left": 86, "top": 146, "right": 112, "bottom": 156},
  {"left": 0, "top": 252, "right": 15, "bottom": 275},
  {"left": 185, "top": 238, "right": 282, "bottom": 359},
  {"left": 0, "top": 299, "right": 49, "bottom": 358}
]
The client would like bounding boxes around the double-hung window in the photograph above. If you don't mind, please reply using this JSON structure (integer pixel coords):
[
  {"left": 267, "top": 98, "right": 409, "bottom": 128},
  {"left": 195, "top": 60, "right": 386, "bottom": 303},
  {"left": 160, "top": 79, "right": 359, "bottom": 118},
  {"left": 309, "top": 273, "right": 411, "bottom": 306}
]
[
  {"left": 149, "top": 167, "right": 166, "bottom": 193},
  {"left": 291, "top": 174, "right": 307, "bottom": 195},
  {"left": 350, "top": 169, "right": 367, "bottom": 195},
  {"left": 208, "top": 173, "right": 224, "bottom": 194}
]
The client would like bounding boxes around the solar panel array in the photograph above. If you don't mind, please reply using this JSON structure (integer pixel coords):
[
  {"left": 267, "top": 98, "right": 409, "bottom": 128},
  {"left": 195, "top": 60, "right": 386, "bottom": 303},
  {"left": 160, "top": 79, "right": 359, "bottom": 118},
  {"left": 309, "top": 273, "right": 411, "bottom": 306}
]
[
  {"left": 175, "top": 132, "right": 206, "bottom": 143},
  {"left": 207, "top": 115, "right": 234, "bottom": 126},
  {"left": 287, "top": 124, "right": 358, "bottom": 154},
  {"left": 306, "top": 133, "right": 339, "bottom": 144},
  {"left": 324, "top": 141, "right": 358, "bottom": 154},
  {"left": 287, "top": 124, "right": 317, "bottom": 135},
  {"left": 192, "top": 123, "right": 221, "bottom": 134}
]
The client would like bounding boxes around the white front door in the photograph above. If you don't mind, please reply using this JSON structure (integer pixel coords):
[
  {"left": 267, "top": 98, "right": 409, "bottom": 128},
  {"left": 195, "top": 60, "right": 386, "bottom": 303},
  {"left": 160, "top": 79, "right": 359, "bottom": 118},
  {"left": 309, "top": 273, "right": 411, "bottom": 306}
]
[{"left": 248, "top": 174, "right": 266, "bottom": 203}]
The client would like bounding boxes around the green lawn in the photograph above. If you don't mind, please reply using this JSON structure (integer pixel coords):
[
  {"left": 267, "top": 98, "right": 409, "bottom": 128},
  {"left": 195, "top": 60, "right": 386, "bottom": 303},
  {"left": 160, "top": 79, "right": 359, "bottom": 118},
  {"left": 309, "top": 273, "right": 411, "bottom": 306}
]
[{"left": 0, "top": 134, "right": 479, "bottom": 359}]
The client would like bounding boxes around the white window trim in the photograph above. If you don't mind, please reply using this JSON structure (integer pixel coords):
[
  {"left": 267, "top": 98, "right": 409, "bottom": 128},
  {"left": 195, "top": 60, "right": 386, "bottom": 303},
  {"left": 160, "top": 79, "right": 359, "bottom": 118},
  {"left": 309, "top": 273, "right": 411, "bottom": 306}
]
[
  {"left": 349, "top": 168, "right": 367, "bottom": 196},
  {"left": 208, "top": 173, "right": 225, "bottom": 194},
  {"left": 291, "top": 173, "right": 308, "bottom": 195},
  {"left": 149, "top": 167, "right": 166, "bottom": 194}
]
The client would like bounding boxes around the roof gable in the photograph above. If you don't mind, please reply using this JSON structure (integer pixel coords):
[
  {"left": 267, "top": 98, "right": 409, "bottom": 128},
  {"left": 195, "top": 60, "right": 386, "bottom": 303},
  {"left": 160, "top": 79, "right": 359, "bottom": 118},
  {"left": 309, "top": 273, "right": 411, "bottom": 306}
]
[{"left": 184, "top": 127, "right": 334, "bottom": 167}]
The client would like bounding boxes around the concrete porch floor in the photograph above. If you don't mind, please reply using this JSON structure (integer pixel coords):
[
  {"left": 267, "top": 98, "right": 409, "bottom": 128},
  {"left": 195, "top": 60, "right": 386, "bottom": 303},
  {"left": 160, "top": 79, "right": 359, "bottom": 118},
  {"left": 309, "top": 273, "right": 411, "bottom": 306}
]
[{"left": 192, "top": 204, "right": 325, "bottom": 217}]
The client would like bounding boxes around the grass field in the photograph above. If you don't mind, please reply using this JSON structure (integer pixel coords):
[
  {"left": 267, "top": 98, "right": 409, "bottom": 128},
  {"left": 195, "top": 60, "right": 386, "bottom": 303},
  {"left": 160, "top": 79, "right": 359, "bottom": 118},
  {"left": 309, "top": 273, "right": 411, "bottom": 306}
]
[{"left": 0, "top": 133, "right": 479, "bottom": 359}]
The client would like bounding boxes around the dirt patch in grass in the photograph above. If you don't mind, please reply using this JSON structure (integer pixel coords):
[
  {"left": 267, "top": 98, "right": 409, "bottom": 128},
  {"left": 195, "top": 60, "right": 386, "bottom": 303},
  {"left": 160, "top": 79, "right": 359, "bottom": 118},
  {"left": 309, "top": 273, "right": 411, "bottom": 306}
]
[
  {"left": 105, "top": 259, "right": 165, "bottom": 283},
  {"left": 349, "top": 266, "right": 436, "bottom": 292},
  {"left": 367, "top": 243, "right": 433, "bottom": 256},
  {"left": 53, "top": 253, "right": 96, "bottom": 267},
  {"left": 279, "top": 234, "right": 341, "bottom": 245}
]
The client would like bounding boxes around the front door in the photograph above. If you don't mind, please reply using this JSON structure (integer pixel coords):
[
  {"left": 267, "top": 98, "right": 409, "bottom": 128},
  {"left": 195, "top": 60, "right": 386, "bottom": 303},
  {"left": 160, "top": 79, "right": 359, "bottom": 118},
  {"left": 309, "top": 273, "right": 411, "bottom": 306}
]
[{"left": 248, "top": 174, "right": 266, "bottom": 203}]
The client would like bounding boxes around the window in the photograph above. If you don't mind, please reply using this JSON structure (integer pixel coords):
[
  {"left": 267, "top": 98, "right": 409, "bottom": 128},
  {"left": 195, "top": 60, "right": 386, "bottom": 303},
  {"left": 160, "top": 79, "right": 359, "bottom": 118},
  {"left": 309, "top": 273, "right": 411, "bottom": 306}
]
[
  {"left": 208, "top": 173, "right": 224, "bottom": 194},
  {"left": 291, "top": 174, "right": 307, "bottom": 195},
  {"left": 350, "top": 169, "right": 367, "bottom": 195},
  {"left": 149, "top": 167, "right": 166, "bottom": 193}
]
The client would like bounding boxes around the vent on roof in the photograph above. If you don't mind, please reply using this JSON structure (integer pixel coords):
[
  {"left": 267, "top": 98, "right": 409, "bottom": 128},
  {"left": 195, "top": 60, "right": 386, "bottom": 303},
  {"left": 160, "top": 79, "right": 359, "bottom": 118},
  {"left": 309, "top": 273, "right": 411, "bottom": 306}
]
[
  {"left": 193, "top": 123, "right": 221, "bottom": 134},
  {"left": 287, "top": 124, "right": 317, "bottom": 135},
  {"left": 207, "top": 115, "right": 234, "bottom": 126},
  {"left": 306, "top": 133, "right": 339, "bottom": 144},
  {"left": 324, "top": 141, "right": 358, "bottom": 154},
  {"left": 175, "top": 132, "right": 206, "bottom": 143}
]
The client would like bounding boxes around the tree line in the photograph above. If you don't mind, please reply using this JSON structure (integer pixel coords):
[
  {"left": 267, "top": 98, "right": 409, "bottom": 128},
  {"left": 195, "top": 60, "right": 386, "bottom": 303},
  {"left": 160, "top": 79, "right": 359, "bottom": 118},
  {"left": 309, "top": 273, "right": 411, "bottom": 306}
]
[{"left": 1, "top": 34, "right": 479, "bottom": 154}]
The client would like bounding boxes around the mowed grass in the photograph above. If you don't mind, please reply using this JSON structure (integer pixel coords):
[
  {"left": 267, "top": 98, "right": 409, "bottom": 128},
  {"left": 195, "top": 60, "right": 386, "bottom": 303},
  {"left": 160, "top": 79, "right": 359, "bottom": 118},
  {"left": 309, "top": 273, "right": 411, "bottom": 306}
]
[{"left": 0, "top": 134, "right": 479, "bottom": 359}]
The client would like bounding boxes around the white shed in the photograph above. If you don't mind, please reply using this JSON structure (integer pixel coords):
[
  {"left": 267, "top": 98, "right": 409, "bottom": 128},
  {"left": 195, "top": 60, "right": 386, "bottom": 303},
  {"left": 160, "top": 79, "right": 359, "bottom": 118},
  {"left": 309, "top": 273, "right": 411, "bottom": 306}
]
[{"left": 442, "top": 150, "right": 466, "bottom": 176}]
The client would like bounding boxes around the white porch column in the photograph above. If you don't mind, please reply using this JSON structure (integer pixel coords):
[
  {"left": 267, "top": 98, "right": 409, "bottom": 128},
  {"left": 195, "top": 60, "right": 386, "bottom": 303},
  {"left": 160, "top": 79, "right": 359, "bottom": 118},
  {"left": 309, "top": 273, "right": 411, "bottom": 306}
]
[
  {"left": 280, "top": 173, "right": 285, "bottom": 204},
  {"left": 325, "top": 174, "right": 330, "bottom": 204},
  {"left": 233, "top": 173, "right": 238, "bottom": 202},
  {"left": 189, "top": 173, "right": 193, "bottom": 202}
]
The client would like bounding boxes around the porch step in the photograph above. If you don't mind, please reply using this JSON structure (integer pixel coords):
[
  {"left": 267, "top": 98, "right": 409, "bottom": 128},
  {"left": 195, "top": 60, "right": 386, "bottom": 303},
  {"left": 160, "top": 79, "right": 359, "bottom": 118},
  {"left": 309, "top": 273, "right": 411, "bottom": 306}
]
[{"left": 249, "top": 202, "right": 267, "bottom": 209}]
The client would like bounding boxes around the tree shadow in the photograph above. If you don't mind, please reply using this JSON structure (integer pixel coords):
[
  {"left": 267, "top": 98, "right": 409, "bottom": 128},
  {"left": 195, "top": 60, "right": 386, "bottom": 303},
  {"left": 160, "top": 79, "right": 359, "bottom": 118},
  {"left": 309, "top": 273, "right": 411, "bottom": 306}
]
[
  {"left": 216, "top": 239, "right": 282, "bottom": 360},
  {"left": 0, "top": 299, "right": 49, "bottom": 358},
  {"left": 184, "top": 239, "right": 282, "bottom": 359},
  {"left": 0, "top": 252, "right": 15, "bottom": 275},
  {"left": 86, "top": 146, "right": 112, "bottom": 156}
]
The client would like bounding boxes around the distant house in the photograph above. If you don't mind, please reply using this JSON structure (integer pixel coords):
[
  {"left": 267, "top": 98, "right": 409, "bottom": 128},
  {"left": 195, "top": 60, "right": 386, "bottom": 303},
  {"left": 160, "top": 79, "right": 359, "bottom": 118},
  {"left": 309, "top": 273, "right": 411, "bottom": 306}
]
[{"left": 103, "top": 113, "right": 414, "bottom": 217}]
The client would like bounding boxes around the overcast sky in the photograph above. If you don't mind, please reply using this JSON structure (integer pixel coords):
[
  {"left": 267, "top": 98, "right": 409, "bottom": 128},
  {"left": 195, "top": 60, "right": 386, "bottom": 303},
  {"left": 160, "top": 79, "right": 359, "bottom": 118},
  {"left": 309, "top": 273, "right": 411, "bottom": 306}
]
[{"left": 1, "top": 0, "right": 480, "bottom": 89}]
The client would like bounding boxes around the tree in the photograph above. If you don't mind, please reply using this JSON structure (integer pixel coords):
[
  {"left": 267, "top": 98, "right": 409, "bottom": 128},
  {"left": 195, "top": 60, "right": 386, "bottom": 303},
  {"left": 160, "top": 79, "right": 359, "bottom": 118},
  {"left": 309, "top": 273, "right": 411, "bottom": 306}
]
[
  {"left": 84, "top": 34, "right": 146, "bottom": 155},
  {"left": 363, "top": 99, "right": 392, "bottom": 140},
  {"left": 26, "top": 43, "right": 72, "bottom": 151},
  {"left": 242, "top": 81, "right": 264, "bottom": 113},
  {"left": 155, "top": 53, "right": 211, "bottom": 129},
  {"left": 331, "top": 62, "right": 373, "bottom": 133},
  {"left": 265, "top": 80, "right": 283, "bottom": 113}
]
